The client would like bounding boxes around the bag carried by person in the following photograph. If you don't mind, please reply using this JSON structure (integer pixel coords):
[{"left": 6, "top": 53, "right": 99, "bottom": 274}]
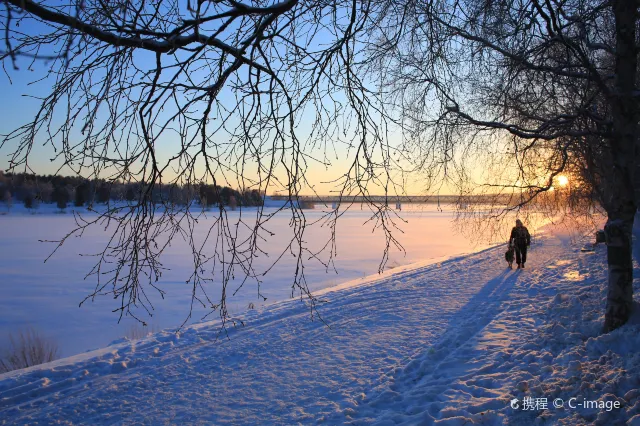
[{"left": 505, "top": 246, "right": 515, "bottom": 263}]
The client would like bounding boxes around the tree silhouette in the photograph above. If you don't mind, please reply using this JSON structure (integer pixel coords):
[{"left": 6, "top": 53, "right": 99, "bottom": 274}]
[
  {"left": 3, "top": 0, "right": 629, "bottom": 333},
  {"left": 53, "top": 186, "right": 69, "bottom": 211},
  {"left": 23, "top": 193, "right": 33, "bottom": 209},
  {"left": 373, "top": 0, "right": 638, "bottom": 331},
  {"left": 74, "top": 183, "right": 88, "bottom": 207}
]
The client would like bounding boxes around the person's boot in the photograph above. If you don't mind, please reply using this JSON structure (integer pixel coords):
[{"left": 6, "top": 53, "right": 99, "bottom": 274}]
[{"left": 521, "top": 263, "right": 525, "bottom": 269}]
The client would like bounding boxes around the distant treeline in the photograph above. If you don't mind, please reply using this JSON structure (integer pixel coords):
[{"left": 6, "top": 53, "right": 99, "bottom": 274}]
[
  {"left": 274, "top": 191, "right": 594, "bottom": 208},
  {"left": 0, "top": 171, "right": 264, "bottom": 209},
  {"left": 271, "top": 194, "right": 485, "bottom": 205}
]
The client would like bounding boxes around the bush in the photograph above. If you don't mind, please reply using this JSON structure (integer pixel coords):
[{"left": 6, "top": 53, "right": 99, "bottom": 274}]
[
  {"left": 0, "top": 328, "right": 59, "bottom": 373},
  {"left": 125, "top": 323, "right": 159, "bottom": 341}
]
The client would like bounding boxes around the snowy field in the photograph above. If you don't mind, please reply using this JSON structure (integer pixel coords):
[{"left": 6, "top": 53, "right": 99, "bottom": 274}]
[
  {"left": 1, "top": 218, "right": 639, "bottom": 424},
  {"left": 0, "top": 202, "right": 501, "bottom": 357}
]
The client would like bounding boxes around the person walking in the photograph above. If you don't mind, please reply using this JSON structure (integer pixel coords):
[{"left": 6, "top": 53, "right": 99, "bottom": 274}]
[{"left": 509, "top": 219, "right": 531, "bottom": 269}]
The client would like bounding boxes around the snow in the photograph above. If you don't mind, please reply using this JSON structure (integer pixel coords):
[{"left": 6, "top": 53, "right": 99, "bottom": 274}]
[
  {"left": 2, "top": 213, "right": 639, "bottom": 424},
  {"left": 0, "top": 202, "right": 496, "bottom": 357}
]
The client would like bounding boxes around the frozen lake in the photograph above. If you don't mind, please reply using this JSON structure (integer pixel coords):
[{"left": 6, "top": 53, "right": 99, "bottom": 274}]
[{"left": 0, "top": 203, "right": 501, "bottom": 357}]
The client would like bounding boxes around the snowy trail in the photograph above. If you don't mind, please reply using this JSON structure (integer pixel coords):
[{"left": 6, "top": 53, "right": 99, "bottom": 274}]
[
  {"left": 348, "top": 228, "right": 640, "bottom": 426},
  {"left": 3, "top": 226, "right": 639, "bottom": 425},
  {"left": 350, "top": 233, "right": 575, "bottom": 424}
]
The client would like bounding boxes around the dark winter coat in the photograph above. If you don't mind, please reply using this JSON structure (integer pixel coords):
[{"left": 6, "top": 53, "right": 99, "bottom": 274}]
[{"left": 510, "top": 225, "right": 531, "bottom": 247}]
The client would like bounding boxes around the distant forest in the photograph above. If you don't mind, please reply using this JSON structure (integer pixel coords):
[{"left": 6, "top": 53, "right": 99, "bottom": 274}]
[{"left": 0, "top": 171, "right": 264, "bottom": 209}]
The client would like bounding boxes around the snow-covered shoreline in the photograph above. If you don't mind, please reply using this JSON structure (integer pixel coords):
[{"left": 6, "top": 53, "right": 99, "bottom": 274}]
[{"left": 1, "top": 223, "right": 639, "bottom": 425}]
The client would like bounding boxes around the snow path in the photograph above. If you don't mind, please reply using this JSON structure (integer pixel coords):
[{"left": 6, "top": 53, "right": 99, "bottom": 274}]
[
  {"left": 348, "top": 230, "right": 579, "bottom": 424},
  {"left": 348, "top": 227, "right": 640, "bottom": 425},
  {"left": 3, "top": 226, "right": 638, "bottom": 425}
]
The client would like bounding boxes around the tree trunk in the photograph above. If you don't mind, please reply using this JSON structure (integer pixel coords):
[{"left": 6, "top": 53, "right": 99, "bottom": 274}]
[
  {"left": 603, "top": 213, "right": 635, "bottom": 332},
  {"left": 602, "top": 0, "right": 639, "bottom": 332}
]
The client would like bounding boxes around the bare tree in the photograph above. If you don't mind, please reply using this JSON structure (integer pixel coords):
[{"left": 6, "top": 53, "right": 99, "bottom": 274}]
[
  {"left": 0, "top": 0, "right": 408, "bottom": 328},
  {"left": 3, "top": 0, "right": 629, "bottom": 334},
  {"left": 372, "top": 0, "right": 638, "bottom": 331}
]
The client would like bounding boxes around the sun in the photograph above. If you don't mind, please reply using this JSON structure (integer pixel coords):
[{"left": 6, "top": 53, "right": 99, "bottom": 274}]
[{"left": 557, "top": 175, "right": 569, "bottom": 187}]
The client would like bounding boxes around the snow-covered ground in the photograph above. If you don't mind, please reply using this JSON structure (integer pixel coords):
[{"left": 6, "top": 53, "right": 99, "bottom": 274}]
[
  {"left": 1, "top": 218, "right": 639, "bottom": 424},
  {"left": 0, "top": 202, "right": 497, "bottom": 357}
]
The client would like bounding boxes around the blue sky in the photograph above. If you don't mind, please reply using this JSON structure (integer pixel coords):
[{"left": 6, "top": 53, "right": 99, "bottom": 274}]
[
  {"left": 0, "top": 62, "right": 399, "bottom": 195},
  {"left": 0, "top": 4, "right": 453, "bottom": 196}
]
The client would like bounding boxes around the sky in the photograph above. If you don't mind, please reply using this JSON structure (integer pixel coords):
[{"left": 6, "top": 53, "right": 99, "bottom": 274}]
[
  {"left": 0, "top": 70, "right": 413, "bottom": 195},
  {"left": 0, "top": 2, "right": 488, "bottom": 197},
  {"left": 0, "top": 57, "right": 430, "bottom": 197}
]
